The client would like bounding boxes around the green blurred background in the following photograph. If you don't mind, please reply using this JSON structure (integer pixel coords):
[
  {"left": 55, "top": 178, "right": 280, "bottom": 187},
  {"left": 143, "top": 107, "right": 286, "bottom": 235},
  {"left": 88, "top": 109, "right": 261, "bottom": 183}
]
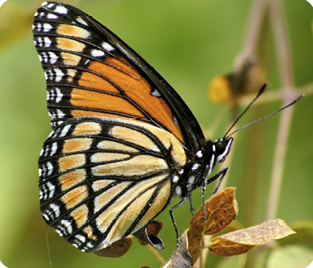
[{"left": 0, "top": 0, "right": 312, "bottom": 267}]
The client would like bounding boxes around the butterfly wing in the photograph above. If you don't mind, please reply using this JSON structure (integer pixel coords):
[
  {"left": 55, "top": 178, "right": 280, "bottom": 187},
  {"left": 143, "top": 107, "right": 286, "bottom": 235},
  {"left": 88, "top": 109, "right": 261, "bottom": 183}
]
[
  {"left": 33, "top": 1, "right": 207, "bottom": 252},
  {"left": 39, "top": 116, "right": 188, "bottom": 252},
  {"left": 33, "top": 1, "right": 205, "bottom": 152}
]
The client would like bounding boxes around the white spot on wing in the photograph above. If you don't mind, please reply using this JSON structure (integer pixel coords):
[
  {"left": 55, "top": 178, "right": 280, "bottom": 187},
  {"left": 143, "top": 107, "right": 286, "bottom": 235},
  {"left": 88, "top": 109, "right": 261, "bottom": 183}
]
[
  {"left": 46, "top": 161, "right": 53, "bottom": 176},
  {"left": 43, "top": 23, "right": 53, "bottom": 32},
  {"left": 48, "top": 51, "right": 58, "bottom": 64},
  {"left": 55, "top": 87, "right": 63, "bottom": 103},
  {"left": 76, "top": 17, "right": 88, "bottom": 26},
  {"left": 47, "top": 13, "right": 59, "bottom": 20},
  {"left": 173, "top": 115, "right": 179, "bottom": 126},
  {"left": 54, "top": 5, "right": 68, "bottom": 15},
  {"left": 50, "top": 142, "right": 58, "bottom": 156},
  {"left": 102, "top": 42, "right": 114, "bottom": 52},
  {"left": 152, "top": 88, "right": 161, "bottom": 97},
  {"left": 91, "top": 49, "right": 105, "bottom": 57},
  {"left": 36, "top": 23, "right": 42, "bottom": 32},
  {"left": 60, "top": 219, "right": 73, "bottom": 235},
  {"left": 87, "top": 242, "right": 94, "bottom": 248},
  {"left": 46, "top": 3, "right": 54, "bottom": 8},
  {"left": 46, "top": 181, "right": 56, "bottom": 198},
  {"left": 47, "top": 203, "right": 60, "bottom": 219},
  {"left": 43, "top": 37, "right": 52, "bottom": 47},
  {"left": 60, "top": 124, "right": 71, "bottom": 137},
  {"left": 54, "top": 68, "right": 64, "bottom": 82},
  {"left": 75, "top": 234, "right": 86, "bottom": 243}
]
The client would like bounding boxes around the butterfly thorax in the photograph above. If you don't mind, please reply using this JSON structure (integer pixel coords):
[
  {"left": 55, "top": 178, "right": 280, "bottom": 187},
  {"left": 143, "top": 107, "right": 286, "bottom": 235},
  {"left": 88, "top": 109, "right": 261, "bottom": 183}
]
[{"left": 172, "top": 137, "right": 233, "bottom": 199}]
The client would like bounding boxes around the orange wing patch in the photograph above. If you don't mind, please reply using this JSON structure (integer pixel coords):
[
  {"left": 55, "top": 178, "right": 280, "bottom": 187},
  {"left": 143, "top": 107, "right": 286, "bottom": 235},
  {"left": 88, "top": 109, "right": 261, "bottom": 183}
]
[
  {"left": 70, "top": 204, "right": 89, "bottom": 228},
  {"left": 61, "top": 185, "right": 88, "bottom": 209},
  {"left": 83, "top": 226, "right": 97, "bottom": 240},
  {"left": 59, "top": 154, "right": 86, "bottom": 171},
  {"left": 78, "top": 71, "right": 120, "bottom": 93},
  {"left": 74, "top": 56, "right": 184, "bottom": 142},
  {"left": 63, "top": 138, "right": 92, "bottom": 153},
  {"left": 57, "top": 24, "right": 90, "bottom": 39},
  {"left": 57, "top": 37, "right": 85, "bottom": 52},
  {"left": 59, "top": 169, "right": 86, "bottom": 191},
  {"left": 72, "top": 122, "right": 101, "bottom": 136},
  {"left": 70, "top": 88, "right": 145, "bottom": 118},
  {"left": 61, "top": 52, "right": 81, "bottom": 66}
]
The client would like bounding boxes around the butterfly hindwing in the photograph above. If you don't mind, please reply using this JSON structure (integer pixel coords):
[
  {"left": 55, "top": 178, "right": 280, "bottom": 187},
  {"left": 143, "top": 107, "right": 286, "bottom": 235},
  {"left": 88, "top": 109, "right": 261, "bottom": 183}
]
[{"left": 38, "top": 116, "right": 188, "bottom": 252}]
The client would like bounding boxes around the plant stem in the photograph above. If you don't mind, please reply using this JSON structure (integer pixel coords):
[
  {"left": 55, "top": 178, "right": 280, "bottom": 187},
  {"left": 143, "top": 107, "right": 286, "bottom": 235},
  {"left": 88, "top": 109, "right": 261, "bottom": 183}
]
[{"left": 265, "top": 0, "right": 296, "bottom": 221}]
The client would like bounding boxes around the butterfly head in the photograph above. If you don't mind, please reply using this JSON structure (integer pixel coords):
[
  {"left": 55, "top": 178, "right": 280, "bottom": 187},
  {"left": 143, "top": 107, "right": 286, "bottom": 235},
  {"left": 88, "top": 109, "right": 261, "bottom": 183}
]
[{"left": 212, "top": 137, "right": 234, "bottom": 163}]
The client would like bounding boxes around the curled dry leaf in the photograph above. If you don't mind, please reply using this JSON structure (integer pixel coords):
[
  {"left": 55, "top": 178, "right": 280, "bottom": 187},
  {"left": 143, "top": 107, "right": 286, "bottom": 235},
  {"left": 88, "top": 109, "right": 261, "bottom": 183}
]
[
  {"left": 94, "top": 235, "right": 132, "bottom": 257},
  {"left": 209, "top": 219, "right": 296, "bottom": 257},
  {"left": 134, "top": 220, "right": 164, "bottom": 249},
  {"left": 189, "top": 187, "right": 238, "bottom": 235}
]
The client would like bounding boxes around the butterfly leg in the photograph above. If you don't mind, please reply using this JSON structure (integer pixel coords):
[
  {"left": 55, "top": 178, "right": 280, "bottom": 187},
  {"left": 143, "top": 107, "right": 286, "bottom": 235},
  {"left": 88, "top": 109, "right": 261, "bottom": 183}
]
[
  {"left": 201, "top": 167, "right": 229, "bottom": 221},
  {"left": 189, "top": 196, "right": 195, "bottom": 216},
  {"left": 208, "top": 166, "right": 228, "bottom": 194},
  {"left": 169, "top": 196, "right": 189, "bottom": 246}
]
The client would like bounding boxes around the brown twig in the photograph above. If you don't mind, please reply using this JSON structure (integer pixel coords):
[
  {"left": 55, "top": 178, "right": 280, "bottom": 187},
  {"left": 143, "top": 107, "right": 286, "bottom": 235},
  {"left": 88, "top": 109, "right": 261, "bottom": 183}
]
[{"left": 265, "top": 0, "right": 297, "bottom": 221}]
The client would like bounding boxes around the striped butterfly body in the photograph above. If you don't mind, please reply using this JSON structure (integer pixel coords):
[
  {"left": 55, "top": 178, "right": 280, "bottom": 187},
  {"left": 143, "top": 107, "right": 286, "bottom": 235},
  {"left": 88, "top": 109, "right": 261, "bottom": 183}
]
[{"left": 34, "top": 1, "right": 233, "bottom": 252}]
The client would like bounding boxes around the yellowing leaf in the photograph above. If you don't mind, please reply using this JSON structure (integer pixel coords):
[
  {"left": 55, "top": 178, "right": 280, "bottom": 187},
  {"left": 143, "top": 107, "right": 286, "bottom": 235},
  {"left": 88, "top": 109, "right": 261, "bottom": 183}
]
[
  {"left": 217, "top": 219, "right": 296, "bottom": 245},
  {"left": 209, "top": 219, "right": 296, "bottom": 257}
]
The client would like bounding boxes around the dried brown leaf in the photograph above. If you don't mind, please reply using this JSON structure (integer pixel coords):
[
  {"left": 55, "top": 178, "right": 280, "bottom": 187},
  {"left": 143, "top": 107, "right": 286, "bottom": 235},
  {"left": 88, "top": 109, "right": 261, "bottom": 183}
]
[
  {"left": 94, "top": 235, "right": 132, "bottom": 257},
  {"left": 189, "top": 187, "right": 237, "bottom": 235},
  {"left": 186, "top": 228, "right": 202, "bottom": 264},
  {"left": 209, "top": 237, "right": 254, "bottom": 256}
]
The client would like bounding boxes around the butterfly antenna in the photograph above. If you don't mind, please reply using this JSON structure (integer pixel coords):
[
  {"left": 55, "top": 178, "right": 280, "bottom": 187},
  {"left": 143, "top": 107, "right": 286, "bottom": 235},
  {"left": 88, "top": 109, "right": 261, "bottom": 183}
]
[
  {"left": 223, "top": 83, "right": 267, "bottom": 139},
  {"left": 225, "top": 93, "right": 304, "bottom": 139}
]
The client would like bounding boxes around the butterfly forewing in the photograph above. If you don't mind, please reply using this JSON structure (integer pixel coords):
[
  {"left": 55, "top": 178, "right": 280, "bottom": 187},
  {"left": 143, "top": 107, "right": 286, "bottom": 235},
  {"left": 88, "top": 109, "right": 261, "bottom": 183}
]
[{"left": 33, "top": 1, "right": 205, "bottom": 151}]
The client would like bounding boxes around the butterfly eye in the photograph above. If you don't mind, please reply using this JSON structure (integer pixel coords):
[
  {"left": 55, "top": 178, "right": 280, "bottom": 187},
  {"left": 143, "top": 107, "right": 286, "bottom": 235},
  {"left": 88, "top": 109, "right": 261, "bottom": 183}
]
[{"left": 215, "top": 139, "right": 225, "bottom": 152}]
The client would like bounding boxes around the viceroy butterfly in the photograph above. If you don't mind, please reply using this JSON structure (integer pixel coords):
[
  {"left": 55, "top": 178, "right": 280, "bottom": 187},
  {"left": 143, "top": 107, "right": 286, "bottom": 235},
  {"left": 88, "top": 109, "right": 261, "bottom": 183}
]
[{"left": 33, "top": 1, "right": 264, "bottom": 253}]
